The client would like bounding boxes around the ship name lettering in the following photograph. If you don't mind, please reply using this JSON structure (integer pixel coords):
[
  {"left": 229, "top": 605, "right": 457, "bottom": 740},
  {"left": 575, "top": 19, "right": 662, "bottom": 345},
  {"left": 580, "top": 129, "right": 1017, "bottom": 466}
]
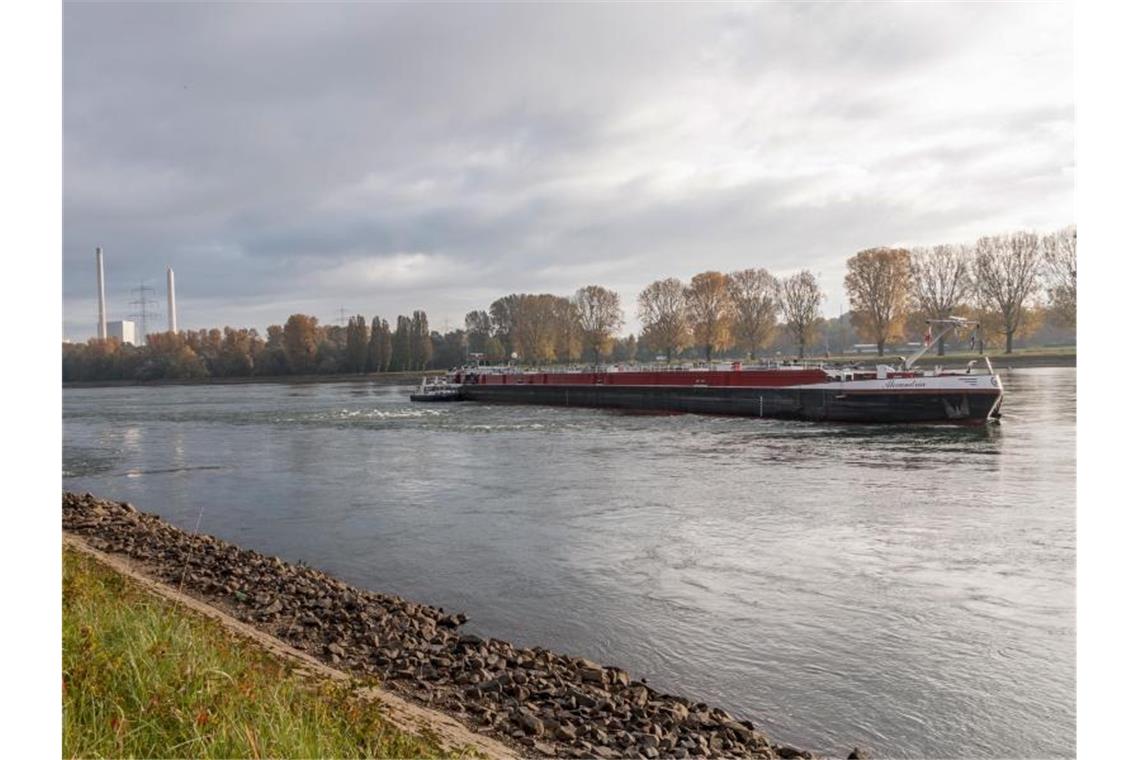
[{"left": 884, "top": 379, "right": 927, "bottom": 389}]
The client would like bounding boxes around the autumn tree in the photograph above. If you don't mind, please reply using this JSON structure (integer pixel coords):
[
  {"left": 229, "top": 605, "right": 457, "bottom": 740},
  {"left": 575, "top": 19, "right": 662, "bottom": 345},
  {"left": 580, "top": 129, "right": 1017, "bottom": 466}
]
[
  {"left": 728, "top": 268, "right": 780, "bottom": 360},
  {"left": 218, "top": 327, "right": 259, "bottom": 376},
  {"left": 143, "top": 332, "right": 207, "bottom": 379},
  {"left": 684, "top": 271, "right": 735, "bottom": 361},
  {"left": 910, "top": 245, "right": 972, "bottom": 355},
  {"left": 283, "top": 314, "right": 319, "bottom": 374},
  {"left": 781, "top": 270, "right": 824, "bottom": 359},
  {"left": 844, "top": 247, "right": 912, "bottom": 356},
  {"left": 84, "top": 336, "right": 133, "bottom": 379},
  {"left": 972, "top": 232, "right": 1041, "bottom": 354},
  {"left": 637, "top": 278, "right": 690, "bottom": 362},
  {"left": 1041, "top": 225, "right": 1077, "bottom": 326},
  {"left": 574, "top": 285, "right": 624, "bottom": 365},
  {"left": 186, "top": 328, "right": 224, "bottom": 374},
  {"left": 515, "top": 294, "right": 562, "bottom": 364}
]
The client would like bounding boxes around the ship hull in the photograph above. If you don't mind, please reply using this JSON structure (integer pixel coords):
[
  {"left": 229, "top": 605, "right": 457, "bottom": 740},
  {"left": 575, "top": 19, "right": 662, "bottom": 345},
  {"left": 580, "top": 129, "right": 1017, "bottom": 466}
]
[{"left": 458, "top": 383, "right": 1002, "bottom": 425}]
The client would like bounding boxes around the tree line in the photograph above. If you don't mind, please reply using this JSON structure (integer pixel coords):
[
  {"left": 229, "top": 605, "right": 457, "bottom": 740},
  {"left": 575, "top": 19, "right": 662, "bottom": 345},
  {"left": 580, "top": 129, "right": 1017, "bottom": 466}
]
[
  {"left": 845, "top": 225, "right": 1075, "bottom": 356},
  {"left": 464, "top": 225, "right": 1074, "bottom": 363},
  {"left": 63, "top": 225, "right": 1075, "bottom": 382},
  {"left": 62, "top": 310, "right": 450, "bottom": 382}
]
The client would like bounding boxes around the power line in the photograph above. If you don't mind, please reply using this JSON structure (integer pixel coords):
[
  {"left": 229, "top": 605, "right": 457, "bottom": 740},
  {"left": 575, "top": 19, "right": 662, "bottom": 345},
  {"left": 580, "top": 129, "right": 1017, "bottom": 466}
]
[{"left": 128, "top": 281, "right": 159, "bottom": 341}]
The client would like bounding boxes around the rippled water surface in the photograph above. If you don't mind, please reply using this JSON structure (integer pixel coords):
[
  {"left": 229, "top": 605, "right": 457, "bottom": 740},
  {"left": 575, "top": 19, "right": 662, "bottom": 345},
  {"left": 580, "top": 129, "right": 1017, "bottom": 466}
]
[{"left": 63, "top": 367, "right": 1075, "bottom": 758}]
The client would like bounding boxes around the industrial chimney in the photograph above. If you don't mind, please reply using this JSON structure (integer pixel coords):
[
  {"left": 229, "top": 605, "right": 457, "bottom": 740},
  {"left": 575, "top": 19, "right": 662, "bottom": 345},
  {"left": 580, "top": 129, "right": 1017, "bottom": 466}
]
[
  {"left": 166, "top": 267, "right": 177, "bottom": 333},
  {"left": 96, "top": 247, "right": 107, "bottom": 340}
]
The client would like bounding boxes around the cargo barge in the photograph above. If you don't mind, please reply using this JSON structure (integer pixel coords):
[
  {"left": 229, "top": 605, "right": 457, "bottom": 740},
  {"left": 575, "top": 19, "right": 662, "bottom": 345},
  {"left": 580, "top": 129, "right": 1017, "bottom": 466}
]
[{"left": 415, "top": 318, "right": 1004, "bottom": 425}]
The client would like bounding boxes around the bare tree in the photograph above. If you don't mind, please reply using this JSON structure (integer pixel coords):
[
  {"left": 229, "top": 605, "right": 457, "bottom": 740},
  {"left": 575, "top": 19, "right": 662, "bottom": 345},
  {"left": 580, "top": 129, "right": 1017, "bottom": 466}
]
[
  {"left": 972, "top": 231, "right": 1041, "bottom": 354},
  {"left": 637, "top": 278, "right": 691, "bottom": 362},
  {"left": 844, "top": 247, "right": 912, "bottom": 357},
  {"left": 684, "top": 271, "right": 735, "bottom": 361},
  {"left": 489, "top": 294, "right": 522, "bottom": 359},
  {"left": 1041, "top": 225, "right": 1077, "bottom": 326},
  {"left": 910, "top": 244, "right": 972, "bottom": 355},
  {"left": 728, "top": 268, "right": 780, "bottom": 360},
  {"left": 552, "top": 297, "right": 583, "bottom": 364},
  {"left": 781, "top": 270, "right": 824, "bottom": 359},
  {"left": 574, "top": 285, "right": 623, "bottom": 365}
]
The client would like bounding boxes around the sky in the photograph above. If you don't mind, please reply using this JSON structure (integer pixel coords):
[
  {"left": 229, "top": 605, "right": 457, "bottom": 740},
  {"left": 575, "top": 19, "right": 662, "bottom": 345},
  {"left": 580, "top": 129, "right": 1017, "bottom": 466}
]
[{"left": 62, "top": 2, "right": 1074, "bottom": 341}]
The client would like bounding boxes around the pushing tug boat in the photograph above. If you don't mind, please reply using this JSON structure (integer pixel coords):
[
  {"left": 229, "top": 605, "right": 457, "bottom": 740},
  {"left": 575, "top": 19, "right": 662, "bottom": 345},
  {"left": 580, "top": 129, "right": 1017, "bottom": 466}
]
[
  {"left": 413, "top": 318, "right": 1004, "bottom": 425},
  {"left": 409, "top": 376, "right": 462, "bottom": 402}
]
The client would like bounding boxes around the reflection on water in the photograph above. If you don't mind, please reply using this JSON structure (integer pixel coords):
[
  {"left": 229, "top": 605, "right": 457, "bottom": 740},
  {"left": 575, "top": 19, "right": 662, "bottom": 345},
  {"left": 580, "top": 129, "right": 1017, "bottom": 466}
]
[{"left": 63, "top": 368, "right": 1075, "bottom": 759}]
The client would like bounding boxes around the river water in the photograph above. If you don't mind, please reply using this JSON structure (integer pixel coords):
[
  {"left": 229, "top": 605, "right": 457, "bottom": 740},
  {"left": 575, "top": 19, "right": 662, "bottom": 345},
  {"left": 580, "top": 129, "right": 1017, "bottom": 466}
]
[{"left": 62, "top": 367, "right": 1075, "bottom": 759}]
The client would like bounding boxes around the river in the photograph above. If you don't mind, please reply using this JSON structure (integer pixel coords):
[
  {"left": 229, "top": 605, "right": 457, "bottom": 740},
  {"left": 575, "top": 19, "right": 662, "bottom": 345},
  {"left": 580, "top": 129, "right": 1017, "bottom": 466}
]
[{"left": 62, "top": 366, "right": 1075, "bottom": 759}]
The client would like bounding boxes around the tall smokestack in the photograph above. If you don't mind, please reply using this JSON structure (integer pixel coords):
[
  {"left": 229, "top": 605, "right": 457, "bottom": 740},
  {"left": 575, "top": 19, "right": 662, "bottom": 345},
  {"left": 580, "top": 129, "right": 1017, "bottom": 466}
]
[
  {"left": 96, "top": 247, "right": 107, "bottom": 340},
  {"left": 166, "top": 266, "right": 177, "bottom": 333}
]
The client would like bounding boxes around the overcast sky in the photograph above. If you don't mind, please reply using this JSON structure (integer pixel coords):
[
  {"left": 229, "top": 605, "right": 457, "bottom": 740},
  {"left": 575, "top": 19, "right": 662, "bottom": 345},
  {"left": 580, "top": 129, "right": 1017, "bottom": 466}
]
[{"left": 63, "top": 2, "right": 1073, "bottom": 340}]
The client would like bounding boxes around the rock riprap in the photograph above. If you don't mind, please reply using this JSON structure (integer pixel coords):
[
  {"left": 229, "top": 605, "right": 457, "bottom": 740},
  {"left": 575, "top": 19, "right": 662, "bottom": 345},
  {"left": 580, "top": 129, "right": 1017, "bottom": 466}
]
[{"left": 63, "top": 491, "right": 819, "bottom": 759}]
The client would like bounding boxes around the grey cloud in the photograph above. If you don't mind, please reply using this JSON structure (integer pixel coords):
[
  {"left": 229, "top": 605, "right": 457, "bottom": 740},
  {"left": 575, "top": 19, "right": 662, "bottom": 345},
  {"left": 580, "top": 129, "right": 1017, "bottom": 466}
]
[{"left": 63, "top": 2, "right": 1073, "bottom": 340}]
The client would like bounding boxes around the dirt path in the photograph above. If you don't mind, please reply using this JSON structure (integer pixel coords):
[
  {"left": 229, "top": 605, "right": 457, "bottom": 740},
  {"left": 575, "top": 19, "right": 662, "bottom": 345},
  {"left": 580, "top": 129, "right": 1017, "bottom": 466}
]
[{"left": 64, "top": 533, "right": 517, "bottom": 760}]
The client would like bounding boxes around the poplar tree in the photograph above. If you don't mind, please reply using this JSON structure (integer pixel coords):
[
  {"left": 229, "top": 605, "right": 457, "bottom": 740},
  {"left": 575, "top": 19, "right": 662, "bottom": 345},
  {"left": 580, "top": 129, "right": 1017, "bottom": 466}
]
[
  {"left": 346, "top": 315, "right": 369, "bottom": 373},
  {"left": 410, "top": 311, "right": 433, "bottom": 370},
  {"left": 391, "top": 316, "right": 412, "bottom": 371},
  {"left": 379, "top": 319, "right": 393, "bottom": 371},
  {"left": 367, "top": 316, "right": 385, "bottom": 372}
]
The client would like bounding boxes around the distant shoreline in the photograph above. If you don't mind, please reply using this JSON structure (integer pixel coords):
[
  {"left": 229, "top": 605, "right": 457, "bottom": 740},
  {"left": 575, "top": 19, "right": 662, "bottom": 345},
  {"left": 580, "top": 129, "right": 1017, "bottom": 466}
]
[
  {"left": 62, "top": 369, "right": 447, "bottom": 389},
  {"left": 62, "top": 350, "right": 1074, "bottom": 389},
  {"left": 908, "top": 351, "right": 1074, "bottom": 370}
]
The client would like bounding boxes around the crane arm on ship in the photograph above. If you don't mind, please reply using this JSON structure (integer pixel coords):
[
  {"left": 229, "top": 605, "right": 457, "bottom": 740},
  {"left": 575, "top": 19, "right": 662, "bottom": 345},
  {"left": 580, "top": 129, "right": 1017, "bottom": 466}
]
[{"left": 903, "top": 317, "right": 980, "bottom": 370}]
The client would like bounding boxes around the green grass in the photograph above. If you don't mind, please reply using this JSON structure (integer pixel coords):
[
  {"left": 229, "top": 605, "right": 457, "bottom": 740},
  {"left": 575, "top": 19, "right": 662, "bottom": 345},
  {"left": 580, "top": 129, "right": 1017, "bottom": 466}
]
[{"left": 63, "top": 547, "right": 449, "bottom": 759}]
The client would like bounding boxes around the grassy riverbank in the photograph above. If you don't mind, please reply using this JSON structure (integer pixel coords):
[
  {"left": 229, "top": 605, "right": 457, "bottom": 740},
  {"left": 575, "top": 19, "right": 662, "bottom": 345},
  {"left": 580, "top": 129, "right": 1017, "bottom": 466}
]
[{"left": 62, "top": 547, "right": 444, "bottom": 759}]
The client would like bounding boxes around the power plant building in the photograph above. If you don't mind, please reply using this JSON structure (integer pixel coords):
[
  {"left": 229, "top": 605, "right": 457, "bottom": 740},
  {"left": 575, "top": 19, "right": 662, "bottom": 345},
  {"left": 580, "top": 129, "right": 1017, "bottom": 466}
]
[
  {"left": 108, "top": 320, "right": 137, "bottom": 346},
  {"left": 92, "top": 249, "right": 179, "bottom": 342}
]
